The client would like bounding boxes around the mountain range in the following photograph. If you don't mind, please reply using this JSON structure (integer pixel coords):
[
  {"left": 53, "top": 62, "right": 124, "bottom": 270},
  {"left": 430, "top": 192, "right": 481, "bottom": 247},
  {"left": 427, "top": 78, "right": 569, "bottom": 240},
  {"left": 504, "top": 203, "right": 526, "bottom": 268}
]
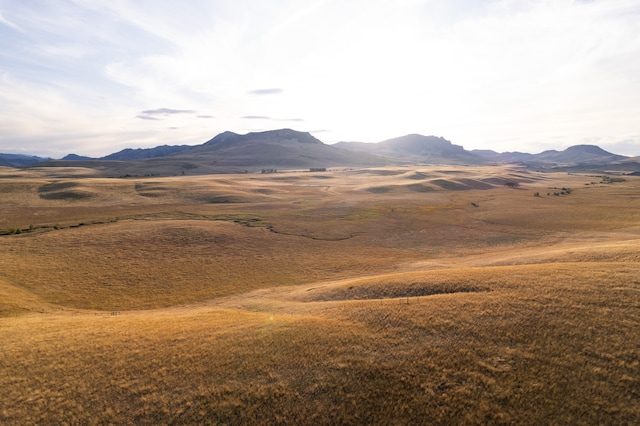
[
  {"left": 0, "top": 153, "right": 51, "bottom": 167},
  {"left": 1, "top": 129, "right": 638, "bottom": 174}
]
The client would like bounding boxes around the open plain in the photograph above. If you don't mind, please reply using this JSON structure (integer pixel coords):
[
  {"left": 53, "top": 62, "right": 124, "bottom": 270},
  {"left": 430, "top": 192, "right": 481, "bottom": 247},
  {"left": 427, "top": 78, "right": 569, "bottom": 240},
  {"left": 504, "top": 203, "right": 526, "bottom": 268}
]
[{"left": 1, "top": 165, "right": 639, "bottom": 424}]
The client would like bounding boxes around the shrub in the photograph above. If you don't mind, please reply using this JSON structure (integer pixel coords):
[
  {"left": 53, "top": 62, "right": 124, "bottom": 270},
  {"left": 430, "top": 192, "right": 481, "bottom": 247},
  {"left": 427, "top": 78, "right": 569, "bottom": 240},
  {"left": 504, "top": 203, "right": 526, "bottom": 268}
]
[{"left": 601, "top": 176, "right": 625, "bottom": 184}]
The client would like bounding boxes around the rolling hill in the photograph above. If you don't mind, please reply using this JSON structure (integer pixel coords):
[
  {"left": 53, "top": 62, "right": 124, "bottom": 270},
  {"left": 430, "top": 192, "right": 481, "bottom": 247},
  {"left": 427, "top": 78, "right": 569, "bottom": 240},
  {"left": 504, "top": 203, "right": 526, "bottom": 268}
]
[{"left": 1, "top": 165, "right": 639, "bottom": 424}]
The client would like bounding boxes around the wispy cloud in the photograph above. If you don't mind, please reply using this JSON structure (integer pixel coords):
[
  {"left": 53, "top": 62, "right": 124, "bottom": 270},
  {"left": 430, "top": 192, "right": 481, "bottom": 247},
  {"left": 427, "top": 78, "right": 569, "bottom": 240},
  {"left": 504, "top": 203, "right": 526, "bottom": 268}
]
[
  {"left": 0, "top": 11, "right": 24, "bottom": 32},
  {"left": 1, "top": 0, "right": 640, "bottom": 156},
  {"left": 136, "top": 108, "right": 197, "bottom": 121},
  {"left": 241, "top": 116, "right": 303, "bottom": 122},
  {"left": 242, "top": 115, "right": 271, "bottom": 120},
  {"left": 141, "top": 108, "right": 196, "bottom": 115},
  {"left": 248, "top": 88, "right": 284, "bottom": 96}
]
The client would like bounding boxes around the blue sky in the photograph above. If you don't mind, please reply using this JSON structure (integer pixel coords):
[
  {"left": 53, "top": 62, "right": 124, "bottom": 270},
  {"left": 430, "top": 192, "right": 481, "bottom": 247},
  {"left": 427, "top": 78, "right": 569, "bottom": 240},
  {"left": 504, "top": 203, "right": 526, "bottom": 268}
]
[{"left": 1, "top": 0, "right": 639, "bottom": 158}]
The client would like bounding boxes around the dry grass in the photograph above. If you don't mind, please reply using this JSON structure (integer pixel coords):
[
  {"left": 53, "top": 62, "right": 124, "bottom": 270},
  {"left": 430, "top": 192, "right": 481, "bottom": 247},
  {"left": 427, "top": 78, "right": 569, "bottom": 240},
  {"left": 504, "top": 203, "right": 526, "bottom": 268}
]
[
  {"left": 0, "top": 219, "right": 413, "bottom": 310},
  {"left": 0, "top": 165, "right": 639, "bottom": 424}
]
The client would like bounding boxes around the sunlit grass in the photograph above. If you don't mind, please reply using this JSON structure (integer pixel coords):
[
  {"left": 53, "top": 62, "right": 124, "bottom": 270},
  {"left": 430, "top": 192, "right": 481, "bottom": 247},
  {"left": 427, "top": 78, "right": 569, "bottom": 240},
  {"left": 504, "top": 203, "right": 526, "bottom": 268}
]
[{"left": 0, "top": 166, "right": 639, "bottom": 423}]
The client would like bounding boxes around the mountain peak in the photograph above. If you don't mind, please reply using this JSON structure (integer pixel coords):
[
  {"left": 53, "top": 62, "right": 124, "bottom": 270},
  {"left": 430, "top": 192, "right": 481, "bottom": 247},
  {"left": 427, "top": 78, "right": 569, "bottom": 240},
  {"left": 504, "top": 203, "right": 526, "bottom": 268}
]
[
  {"left": 335, "top": 134, "right": 483, "bottom": 165},
  {"left": 244, "top": 129, "right": 323, "bottom": 144},
  {"left": 204, "top": 131, "right": 241, "bottom": 146},
  {"left": 379, "top": 134, "right": 468, "bottom": 156},
  {"left": 564, "top": 144, "right": 613, "bottom": 156},
  {"left": 204, "top": 129, "right": 322, "bottom": 147},
  {"left": 177, "top": 128, "right": 385, "bottom": 168}
]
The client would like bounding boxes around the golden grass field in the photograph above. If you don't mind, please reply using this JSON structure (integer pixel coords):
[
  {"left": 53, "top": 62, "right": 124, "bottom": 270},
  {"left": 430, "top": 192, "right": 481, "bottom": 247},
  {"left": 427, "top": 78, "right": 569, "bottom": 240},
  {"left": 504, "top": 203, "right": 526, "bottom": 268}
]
[{"left": 1, "top": 165, "right": 639, "bottom": 424}]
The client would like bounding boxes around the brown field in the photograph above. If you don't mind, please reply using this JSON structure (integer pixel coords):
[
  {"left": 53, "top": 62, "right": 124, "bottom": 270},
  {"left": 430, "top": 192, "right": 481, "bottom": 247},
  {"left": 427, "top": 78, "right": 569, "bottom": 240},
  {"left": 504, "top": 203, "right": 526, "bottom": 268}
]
[{"left": 1, "top": 165, "right": 639, "bottom": 424}]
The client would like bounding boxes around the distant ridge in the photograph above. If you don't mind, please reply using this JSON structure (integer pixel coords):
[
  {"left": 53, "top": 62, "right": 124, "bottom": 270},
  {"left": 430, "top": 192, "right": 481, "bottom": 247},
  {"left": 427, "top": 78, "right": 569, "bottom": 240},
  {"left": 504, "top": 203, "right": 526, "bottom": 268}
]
[
  {"left": 536, "top": 145, "right": 626, "bottom": 164},
  {"left": 176, "top": 128, "right": 389, "bottom": 168},
  {"left": 61, "top": 145, "right": 191, "bottom": 161},
  {"left": 336, "top": 134, "right": 486, "bottom": 165},
  {"left": 0, "top": 153, "right": 50, "bottom": 167},
  {"left": 471, "top": 150, "right": 535, "bottom": 164},
  {"left": 473, "top": 144, "right": 626, "bottom": 166},
  {"left": 32, "top": 129, "right": 391, "bottom": 175},
  {"left": 4, "top": 129, "right": 638, "bottom": 175},
  {"left": 62, "top": 154, "right": 93, "bottom": 161},
  {"left": 102, "top": 145, "right": 191, "bottom": 161},
  {"left": 203, "top": 129, "right": 323, "bottom": 148}
]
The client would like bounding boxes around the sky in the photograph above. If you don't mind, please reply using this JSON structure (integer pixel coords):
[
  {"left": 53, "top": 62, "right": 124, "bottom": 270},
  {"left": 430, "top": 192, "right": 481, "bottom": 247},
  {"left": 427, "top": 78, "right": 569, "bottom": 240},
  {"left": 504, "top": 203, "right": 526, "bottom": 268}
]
[{"left": 1, "top": 0, "right": 640, "bottom": 158}]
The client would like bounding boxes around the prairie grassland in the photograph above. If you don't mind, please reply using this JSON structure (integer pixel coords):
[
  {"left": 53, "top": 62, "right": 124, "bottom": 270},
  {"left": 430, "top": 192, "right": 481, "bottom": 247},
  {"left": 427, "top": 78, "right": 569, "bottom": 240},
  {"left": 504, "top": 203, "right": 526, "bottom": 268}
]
[{"left": 0, "top": 165, "right": 639, "bottom": 424}]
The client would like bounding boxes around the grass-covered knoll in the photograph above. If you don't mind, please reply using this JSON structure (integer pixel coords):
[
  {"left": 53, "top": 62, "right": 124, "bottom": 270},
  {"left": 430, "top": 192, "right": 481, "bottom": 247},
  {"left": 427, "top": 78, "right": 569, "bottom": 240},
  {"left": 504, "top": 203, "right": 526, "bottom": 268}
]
[
  {"left": 1, "top": 262, "right": 638, "bottom": 424},
  {"left": 0, "top": 165, "right": 639, "bottom": 424},
  {"left": 296, "top": 269, "right": 491, "bottom": 301}
]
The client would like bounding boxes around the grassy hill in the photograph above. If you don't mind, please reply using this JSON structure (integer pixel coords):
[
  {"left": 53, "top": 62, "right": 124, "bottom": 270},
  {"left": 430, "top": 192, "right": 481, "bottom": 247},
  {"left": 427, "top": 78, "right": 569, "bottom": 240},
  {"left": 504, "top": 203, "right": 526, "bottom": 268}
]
[{"left": 0, "top": 165, "right": 638, "bottom": 424}]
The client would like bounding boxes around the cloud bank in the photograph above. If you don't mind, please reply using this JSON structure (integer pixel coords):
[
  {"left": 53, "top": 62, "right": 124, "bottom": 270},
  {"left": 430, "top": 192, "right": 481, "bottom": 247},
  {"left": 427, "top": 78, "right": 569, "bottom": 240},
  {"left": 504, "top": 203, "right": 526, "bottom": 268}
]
[{"left": 0, "top": 0, "right": 638, "bottom": 157}]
